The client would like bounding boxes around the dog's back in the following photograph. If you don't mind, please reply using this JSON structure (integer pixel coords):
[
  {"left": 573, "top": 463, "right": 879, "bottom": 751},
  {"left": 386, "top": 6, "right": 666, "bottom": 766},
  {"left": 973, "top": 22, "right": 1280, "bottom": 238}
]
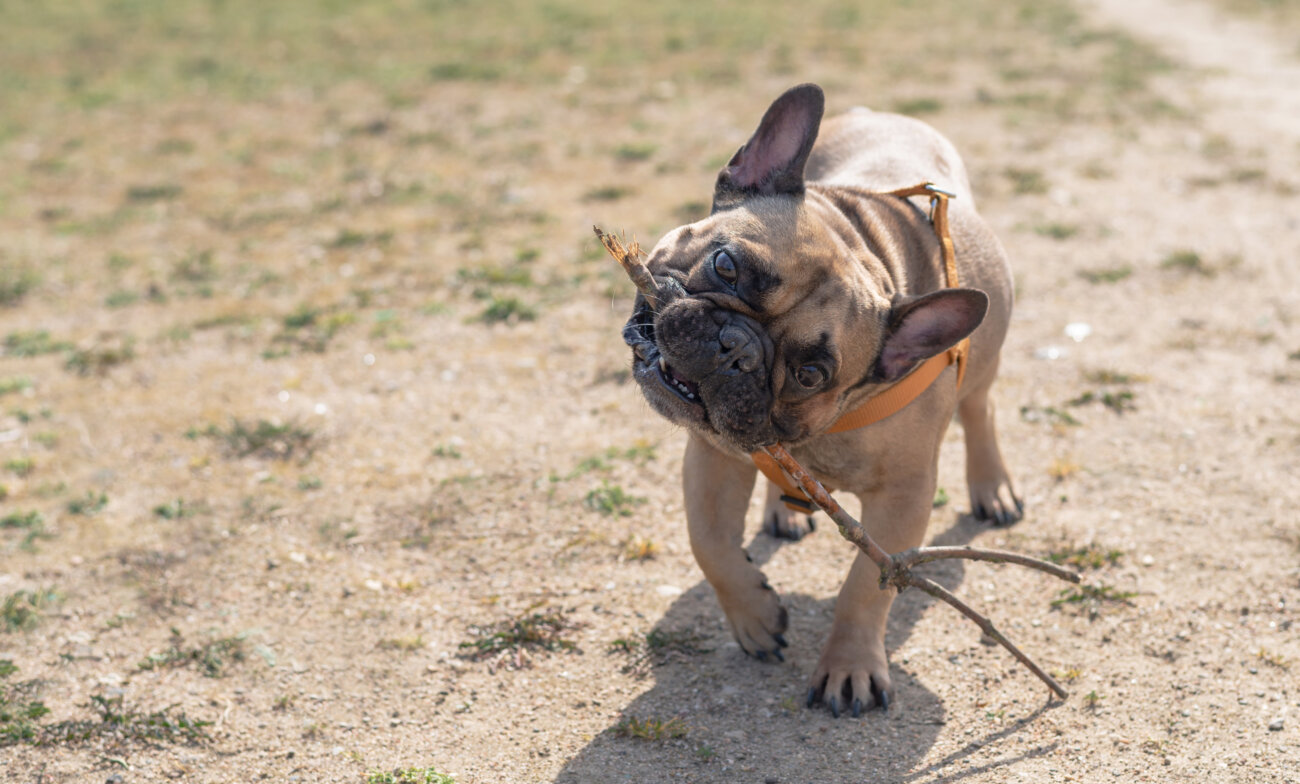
[{"left": 805, "top": 107, "right": 975, "bottom": 205}]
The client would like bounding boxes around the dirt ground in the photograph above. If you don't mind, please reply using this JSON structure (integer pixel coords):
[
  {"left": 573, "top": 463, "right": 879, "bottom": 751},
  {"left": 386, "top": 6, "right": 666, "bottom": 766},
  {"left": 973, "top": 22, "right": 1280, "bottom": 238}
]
[{"left": 1, "top": 0, "right": 1298, "bottom": 782}]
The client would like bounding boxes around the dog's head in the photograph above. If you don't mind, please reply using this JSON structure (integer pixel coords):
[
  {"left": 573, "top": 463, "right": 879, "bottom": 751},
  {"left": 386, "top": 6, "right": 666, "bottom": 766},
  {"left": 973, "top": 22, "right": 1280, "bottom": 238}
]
[{"left": 622, "top": 84, "right": 986, "bottom": 452}]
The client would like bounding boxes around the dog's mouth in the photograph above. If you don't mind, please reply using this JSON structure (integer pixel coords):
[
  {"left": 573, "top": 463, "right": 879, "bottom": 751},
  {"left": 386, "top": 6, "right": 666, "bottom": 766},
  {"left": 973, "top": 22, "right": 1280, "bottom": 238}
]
[
  {"left": 623, "top": 301, "right": 706, "bottom": 412},
  {"left": 655, "top": 356, "right": 701, "bottom": 402}
]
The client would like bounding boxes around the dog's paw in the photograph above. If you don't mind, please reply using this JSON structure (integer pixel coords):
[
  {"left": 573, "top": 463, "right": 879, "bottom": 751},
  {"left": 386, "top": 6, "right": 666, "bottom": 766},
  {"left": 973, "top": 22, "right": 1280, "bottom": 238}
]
[
  {"left": 806, "top": 636, "right": 891, "bottom": 717},
  {"left": 969, "top": 478, "right": 1023, "bottom": 527},
  {"left": 717, "top": 578, "right": 789, "bottom": 662}
]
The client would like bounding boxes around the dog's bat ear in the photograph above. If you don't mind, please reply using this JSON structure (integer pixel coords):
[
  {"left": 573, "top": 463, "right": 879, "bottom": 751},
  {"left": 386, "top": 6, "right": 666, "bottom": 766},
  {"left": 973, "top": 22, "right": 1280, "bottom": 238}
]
[
  {"left": 874, "top": 288, "right": 988, "bottom": 382},
  {"left": 713, "top": 83, "right": 825, "bottom": 211}
]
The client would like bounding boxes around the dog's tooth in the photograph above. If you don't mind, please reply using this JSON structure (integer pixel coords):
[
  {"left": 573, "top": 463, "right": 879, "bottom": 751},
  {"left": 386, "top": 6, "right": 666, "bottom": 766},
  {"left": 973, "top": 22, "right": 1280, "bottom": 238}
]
[{"left": 658, "top": 357, "right": 668, "bottom": 372}]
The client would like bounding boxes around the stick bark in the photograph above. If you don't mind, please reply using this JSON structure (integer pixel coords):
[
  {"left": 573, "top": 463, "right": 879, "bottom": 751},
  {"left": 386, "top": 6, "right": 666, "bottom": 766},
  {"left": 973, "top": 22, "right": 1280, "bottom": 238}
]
[{"left": 761, "top": 443, "right": 1078, "bottom": 699}]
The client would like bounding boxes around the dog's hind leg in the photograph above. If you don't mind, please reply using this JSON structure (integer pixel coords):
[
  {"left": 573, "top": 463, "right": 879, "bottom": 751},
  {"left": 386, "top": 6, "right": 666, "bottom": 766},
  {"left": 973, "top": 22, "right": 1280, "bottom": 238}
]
[
  {"left": 761, "top": 479, "right": 816, "bottom": 541},
  {"left": 958, "top": 367, "right": 1022, "bottom": 525}
]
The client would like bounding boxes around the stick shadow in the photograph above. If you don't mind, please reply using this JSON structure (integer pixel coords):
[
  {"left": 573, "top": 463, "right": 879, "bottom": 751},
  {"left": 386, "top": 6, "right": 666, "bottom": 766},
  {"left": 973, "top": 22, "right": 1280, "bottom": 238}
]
[{"left": 554, "top": 512, "right": 1029, "bottom": 783}]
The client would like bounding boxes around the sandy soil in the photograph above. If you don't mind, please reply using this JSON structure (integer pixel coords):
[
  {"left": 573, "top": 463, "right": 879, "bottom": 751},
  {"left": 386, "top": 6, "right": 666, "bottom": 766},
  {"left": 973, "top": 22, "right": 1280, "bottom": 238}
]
[{"left": 1, "top": 0, "right": 1298, "bottom": 782}]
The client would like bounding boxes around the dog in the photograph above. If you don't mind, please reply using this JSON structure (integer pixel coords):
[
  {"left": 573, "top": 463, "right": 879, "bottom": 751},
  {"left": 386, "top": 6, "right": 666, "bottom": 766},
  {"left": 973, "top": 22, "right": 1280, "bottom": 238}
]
[{"left": 620, "top": 83, "right": 1021, "bottom": 717}]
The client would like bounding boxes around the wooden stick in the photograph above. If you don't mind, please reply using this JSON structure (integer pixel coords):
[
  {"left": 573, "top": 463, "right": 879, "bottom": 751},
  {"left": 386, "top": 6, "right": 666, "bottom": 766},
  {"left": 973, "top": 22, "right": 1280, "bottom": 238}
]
[
  {"left": 593, "top": 225, "right": 664, "bottom": 309},
  {"left": 760, "top": 442, "right": 1076, "bottom": 700}
]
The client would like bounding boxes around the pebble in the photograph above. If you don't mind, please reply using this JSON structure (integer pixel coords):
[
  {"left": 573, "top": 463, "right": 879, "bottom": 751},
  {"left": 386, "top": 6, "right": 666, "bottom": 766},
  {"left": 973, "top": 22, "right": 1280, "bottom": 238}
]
[{"left": 1268, "top": 718, "right": 1284, "bottom": 731}]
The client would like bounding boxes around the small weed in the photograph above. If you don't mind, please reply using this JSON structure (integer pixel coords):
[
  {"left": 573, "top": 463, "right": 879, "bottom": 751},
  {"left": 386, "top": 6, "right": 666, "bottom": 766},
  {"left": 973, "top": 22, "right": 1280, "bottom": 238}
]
[
  {"left": 620, "top": 534, "right": 658, "bottom": 562},
  {"left": 566, "top": 442, "right": 657, "bottom": 478},
  {"left": 378, "top": 635, "right": 426, "bottom": 652},
  {"left": 1047, "top": 544, "right": 1123, "bottom": 569},
  {"left": 694, "top": 744, "right": 717, "bottom": 760},
  {"left": 1049, "top": 666, "right": 1083, "bottom": 682},
  {"left": 152, "top": 499, "right": 191, "bottom": 520},
  {"left": 460, "top": 608, "right": 580, "bottom": 667},
  {"left": 365, "top": 768, "right": 455, "bottom": 784},
  {"left": 2, "top": 589, "right": 60, "bottom": 632},
  {"left": 613, "top": 715, "right": 687, "bottom": 741},
  {"left": 125, "top": 184, "right": 183, "bottom": 202},
  {"left": 456, "top": 264, "right": 533, "bottom": 289},
  {"left": 1256, "top": 648, "right": 1290, "bottom": 670},
  {"left": 1078, "top": 264, "right": 1132, "bottom": 284},
  {"left": 65, "top": 336, "right": 135, "bottom": 375},
  {"left": 0, "top": 660, "right": 50, "bottom": 744},
  {"left": 610, "top": 629, "right": 711, "bottom": 677},
  {"left": 66, "top": 490, "right": 107, "bottom": 516},
  {"left": 2, "top": 510, "right": 45, "bottom": 533},
  {"left": 478, "top": 296, "right": 537, "bottom": 324},
  {"left": 105, "top": 289, "right": 140, "bottom": 308},
  {"left": 38, "top": 693, "right": 210, "bottom": 746},
  {"left": 0, "top": 377, "right": 31, "bottom": 396},
  {"left": 1082, "top": 690, "right": 1104, "bottom": 709},
  {"left": 1083, "top": 369, "right": 1147, "bottom": 384},
  {"left": 1052, "top": 583, "right": 1137, "bottom": 620},
  {"left": 432, "top": 443, "right": 463, "bottom": 459},
  {"left": 1033, "top": 222, "right": 1079, "bottom": 240},
  {"left": 932, "top": 487, "right": 949, "bottom": 508},
  {"left": 138, "top": 630, "right": 247, "bottom": 678},
  {"left": 4, "top": 458, "right": 35, "bottom": 477},
  {"left": 0, "top": 263, "right": 39, "bottom": 306},
  {"left": 209, "top": 418, "right": 316, "bottom": 460},
  {"left": 584, "top": 483, "right": 646, "bottom": 517},
  {"left": 4, "top": 331, "right": 72, "bottom": 357},
  {"left": 268, "top": 304, "right": 355, "bottom": 354},
  {"left": 583, "top": 185, "right": 634, "bottom": 202},
  {"left": 1019, "top": 404, "right": 1081, "bottom": 427},
  {"left": 1005, "top": 167, "right": 1048, "bottom": 195},
  {"left": 1047, "top": 458, "right": 1080, "bottom": 481},
  {"left": 894, "top": 97, "right": 943, "bottom": 115},
  {"left": 614, "top": 143, "right": 658, "bottom": 162},
  {"left": 1160, "top": 249, "right": 1214, "bottom": 277},
  {"left": 1068, "top": 390, "right": 1136, "bottom": 414},
  {"left": 297, "top": 475, "right": 323, "bottom": 490},
  {"left": 171, "top": 250, "right": 218, "bottom": 284},
  {"left": 330, "top": 229, "right": 393, "bottom": 248},
  {"left": 272, "top": 695, "right": 294, "bottom": 711}
]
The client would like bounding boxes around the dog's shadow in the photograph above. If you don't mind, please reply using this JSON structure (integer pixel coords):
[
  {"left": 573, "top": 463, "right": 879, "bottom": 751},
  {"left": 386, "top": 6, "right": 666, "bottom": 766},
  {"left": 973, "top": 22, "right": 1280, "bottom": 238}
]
[{"left": 554, "top": 513, "right": 1048, "bottom": 783}]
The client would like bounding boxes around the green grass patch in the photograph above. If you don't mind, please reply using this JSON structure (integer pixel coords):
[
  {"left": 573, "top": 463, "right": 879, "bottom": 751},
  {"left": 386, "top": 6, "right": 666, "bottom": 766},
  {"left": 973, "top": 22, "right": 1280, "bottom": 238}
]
[
  {"left": 610, "top": 629, "right": 712, "bottom": 676},
  {"left": 138, "top": 630, "right": 248, "bottom": 678},
  {"left": 2, "top": 589, "right": 60, "bottom": 632},
  {"left": 1004, "top": 167, "right": 1048, "bottom": 195},
  {"left": 152, "top": 498, "right": 192, "bottom": 520},
  {"left": 1046, "top": 544, "right": 1123, "bottom": 569},
  {"left": 613, "top": 715, "right": 688, "bottom": 741},
  {"left": 65, "top": 337, "right": 135, "bottom": 375},
  {"left": 1051, "top": 582, "right": 1137, "bottom": 620},
  {"left": 566, "top": 442, "right": 657, "bottom": 478},
  {"left": 613, "top": 142, "right": 658, "bottom": 162},
  {"left": 1077, "top": 264, "right": 1133, "bottom": 284},
  {"left": 460, "top": 608, "right": 580, "bottom": 663},
  {"left": 0, "top": 377, "right": 32, "bottom": 397},
  {"left": 478, "top": 296, "right": 537, "bottom": 324},
  {"left": 1160, "top": 249, "right": 1214, "bottom": 276},
  {"left": 1033, "top": 222, "right": 1079, "bottom": 240},
  {"left": 1019, "top": 404, "right": 1081, "bottom": 427},
  {"left": 203, "top": 418, "right": 316, "bottom": 460},
  {"left": 125, "top": 183, "right": 182, "bottom": 202},
  {"left": 1067, "top": 389, "right": 1136, "bottom": 414},
  {"left": 0, "top": 263, "right": 39, "bottom": 307},
  {"left": 893, "top": 97, "right": 943, "bottom": 115},
  {"left": 33, "top": 693, "right": 211, "bottom": 747},
  {"left": 4, "top": 458, "right": 35, "bottom": 477},
  {"left": 3, "top": 330, "right": 72, "bottom": 357},
  {"left": 267, "top": 304, "right": 355, "bottom": 355},
  {"left": 583, "top": 482, "right": 646, "bottom": 516},
  {"left": 366, "top": 768, "right": 455, "bottom": 784},
  {"left": 66, "top": 490, "right": 107, "bottom": 516}
]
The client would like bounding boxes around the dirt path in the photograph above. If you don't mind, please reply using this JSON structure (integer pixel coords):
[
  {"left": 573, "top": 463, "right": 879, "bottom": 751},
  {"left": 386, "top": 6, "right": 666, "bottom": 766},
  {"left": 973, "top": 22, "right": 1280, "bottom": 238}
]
[{"left": 1, "top": 0, "right": 1298, "bottom": 782}]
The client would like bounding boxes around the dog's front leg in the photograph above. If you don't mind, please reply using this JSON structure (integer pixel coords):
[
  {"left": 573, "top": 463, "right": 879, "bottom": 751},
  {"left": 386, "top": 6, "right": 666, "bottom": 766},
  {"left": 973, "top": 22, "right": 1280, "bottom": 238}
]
[
  {"left": 807, "top": 481, "right": 933, "bottom": 716},
  {"left": 684, "top": 434, "right": 789, "bottom": 662}
]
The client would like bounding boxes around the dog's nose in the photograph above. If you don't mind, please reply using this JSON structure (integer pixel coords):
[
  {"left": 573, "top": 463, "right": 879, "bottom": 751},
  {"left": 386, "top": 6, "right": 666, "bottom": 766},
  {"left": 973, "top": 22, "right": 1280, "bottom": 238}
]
[{"left": 718, "top": 325, "right": 762, "bottom": 373}]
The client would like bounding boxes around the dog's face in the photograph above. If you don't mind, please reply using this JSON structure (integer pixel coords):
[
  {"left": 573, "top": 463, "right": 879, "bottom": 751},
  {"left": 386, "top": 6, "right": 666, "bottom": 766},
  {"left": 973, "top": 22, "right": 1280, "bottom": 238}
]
[{"left": 622, "top": 84, "right": 986, "bottom": 453}]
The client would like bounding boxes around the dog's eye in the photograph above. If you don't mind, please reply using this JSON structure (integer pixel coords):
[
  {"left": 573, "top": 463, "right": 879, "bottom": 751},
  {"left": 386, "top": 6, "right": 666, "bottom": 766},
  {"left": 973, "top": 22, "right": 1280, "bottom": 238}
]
[
  {"left": 712, "top": 250, "right": 738, "bottom": 286},
  {"left": 794, "top": 364, "right": 828, "bottom": 388}
]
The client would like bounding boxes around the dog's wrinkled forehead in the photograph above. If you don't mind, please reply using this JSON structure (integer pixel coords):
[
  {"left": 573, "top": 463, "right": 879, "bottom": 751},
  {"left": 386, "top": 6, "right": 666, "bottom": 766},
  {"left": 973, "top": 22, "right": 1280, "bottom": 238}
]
[{"left": 646, "top": 200, "right": 841, "bottom": 318}]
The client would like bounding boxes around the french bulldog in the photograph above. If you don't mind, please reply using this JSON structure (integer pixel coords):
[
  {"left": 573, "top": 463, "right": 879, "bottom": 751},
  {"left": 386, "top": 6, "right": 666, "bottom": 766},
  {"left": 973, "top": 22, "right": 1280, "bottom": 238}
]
[{"left": 621, "top": 83, "right": 1021, "bottom": 716}]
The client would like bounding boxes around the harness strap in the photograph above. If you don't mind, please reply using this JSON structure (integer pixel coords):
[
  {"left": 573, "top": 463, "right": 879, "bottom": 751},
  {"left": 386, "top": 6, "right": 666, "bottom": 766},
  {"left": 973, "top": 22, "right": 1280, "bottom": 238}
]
[{"left": 750, "top": 182, "right": 970, "bottom": 512}]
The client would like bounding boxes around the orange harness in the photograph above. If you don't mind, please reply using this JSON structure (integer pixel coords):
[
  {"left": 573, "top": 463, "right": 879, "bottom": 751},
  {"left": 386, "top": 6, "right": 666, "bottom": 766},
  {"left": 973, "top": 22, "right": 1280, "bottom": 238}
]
[{"left": 750, "top": 183, "right": 969, "bottom": 512}]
